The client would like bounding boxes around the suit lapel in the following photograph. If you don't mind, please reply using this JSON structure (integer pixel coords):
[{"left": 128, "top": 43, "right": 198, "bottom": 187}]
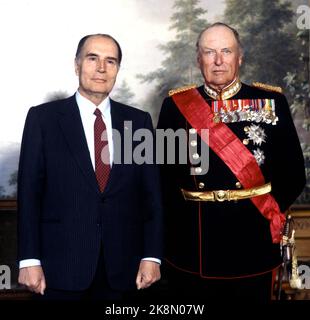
[
  {"left": 57, "top": 96, "right": 100, "bottom": 194},
  {"left": 111, "top": 99, "right": 125, "bottom": 141}
]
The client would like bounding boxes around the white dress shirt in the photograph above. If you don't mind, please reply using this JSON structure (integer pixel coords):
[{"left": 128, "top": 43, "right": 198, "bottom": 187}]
[
  {"left": 19, "top": 91, "right": 160, "bottom": 268},
  {"left": 76, "top": 91, "right": 113, "bottom": 169}
]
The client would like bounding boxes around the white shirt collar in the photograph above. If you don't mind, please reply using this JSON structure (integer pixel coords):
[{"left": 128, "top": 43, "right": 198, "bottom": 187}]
[{"left": 75, "top": 90, "right": 111, "bottom": 119}]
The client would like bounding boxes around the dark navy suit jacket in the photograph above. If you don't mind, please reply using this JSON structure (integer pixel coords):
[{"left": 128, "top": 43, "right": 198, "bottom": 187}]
[{"left": 17, "top": 95, "right": 163, "bottom": 291}]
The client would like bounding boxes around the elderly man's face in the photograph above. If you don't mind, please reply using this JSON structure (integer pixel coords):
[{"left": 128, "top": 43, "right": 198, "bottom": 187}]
[
  {"left": 75, "top": 36, "right": 120, "bottom": 105},
  {"left": 197, "top": 26, "right": 242, "bottom": 90}
]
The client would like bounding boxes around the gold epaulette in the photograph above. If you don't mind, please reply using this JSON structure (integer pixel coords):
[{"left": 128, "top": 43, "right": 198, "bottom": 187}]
[
  {"left": 168, "top": 84, "right": 197, "bottom": 96},
  {"left": 252, "top": 82, "right": 283, "bottom": 94}
]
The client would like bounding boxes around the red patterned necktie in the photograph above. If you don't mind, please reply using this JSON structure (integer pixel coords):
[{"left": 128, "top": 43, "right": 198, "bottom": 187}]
[{"left": 94, "top": 108, "right": 110, "bottom": 192}]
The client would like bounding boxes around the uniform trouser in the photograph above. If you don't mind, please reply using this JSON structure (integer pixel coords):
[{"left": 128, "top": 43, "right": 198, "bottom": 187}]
[{"left": 165, "top": 264, "right": 273, "bottom": 303}]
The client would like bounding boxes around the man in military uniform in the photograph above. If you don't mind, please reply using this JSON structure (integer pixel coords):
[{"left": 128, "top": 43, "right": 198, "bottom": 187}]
[{"left": 157, "top": 22, "right": 306, "bottom": 302}]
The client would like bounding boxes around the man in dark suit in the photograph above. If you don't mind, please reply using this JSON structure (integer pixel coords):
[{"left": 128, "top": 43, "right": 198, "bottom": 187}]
[
  {"left": 157, "top": 22, "right": 306, "bottom": 302},
  {"left": 17, "top": 34, "right": 163, "bottom": 300}
]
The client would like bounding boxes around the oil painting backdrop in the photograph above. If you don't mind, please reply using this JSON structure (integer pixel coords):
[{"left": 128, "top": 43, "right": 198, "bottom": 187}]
[{"left": 0, "top": 0, "right": 309, "bottom": 203}]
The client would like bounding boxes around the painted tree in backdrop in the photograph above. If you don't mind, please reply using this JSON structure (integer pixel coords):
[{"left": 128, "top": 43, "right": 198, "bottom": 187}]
[
  {"left": 285, "top": 28, "right": 310, "bottom": 204},
  {"left": 223, "top": 0, "right": 299, "bottom": 90},
  {"left": 111, "top": 80, "right": 136, "bottom": 106},
  {"left": 224, "top": 0, "right": 310, "bottom": 203},
  {"left": 138, "top": 0, "right": 208, "bottom": 121},
  {"left": 0, "top": 186, "right": 5, "bottom": 199}
]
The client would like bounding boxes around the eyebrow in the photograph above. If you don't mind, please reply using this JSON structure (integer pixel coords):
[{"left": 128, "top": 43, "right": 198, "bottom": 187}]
[
  {"left": 201, "top": 47, "right": 233, "bottom": 51},
  {"left": 85, "top": 52, "right": 118, "bottom": 62},
  {"left": 105, "top": 56, "right": 118, "bottom": 62}
]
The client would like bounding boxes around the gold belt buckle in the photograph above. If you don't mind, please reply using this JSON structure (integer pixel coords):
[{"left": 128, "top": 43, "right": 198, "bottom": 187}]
[{"left": 213, "top": 190, "right": 229, "bottom": 202}]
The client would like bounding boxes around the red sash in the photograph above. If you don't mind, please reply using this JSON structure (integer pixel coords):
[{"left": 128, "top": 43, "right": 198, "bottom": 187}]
[{"left": 172, "top": 88, "right": 285, "bottom": 243}]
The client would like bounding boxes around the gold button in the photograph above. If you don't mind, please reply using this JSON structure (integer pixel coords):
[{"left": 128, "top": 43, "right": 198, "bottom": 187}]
[
  {"left": 198, "top": 182, "right": 205, "bottom": 189},
  {"left": 192, "top": 153, "right": 200, "bottom": 160},
  {"left": 243, "top": 139, "right": 249, "bottom": 145},
  {"left": 244, "top": 126, "right": 249, "bottom": 132},
  {"left": 190, "top": 140, "right": 197, "bottom": 147},
  {"left": 235, "top": 182, "right": 242, "bottom": 189},
  {"left": 195, "top": 167, "right": 202, "bottom": 174},
  {"left": 215, "top": 190, "right": 227, "bottom": 202},
  {"left": 189, "top": 128, "right": 197, "bottom": 134}
]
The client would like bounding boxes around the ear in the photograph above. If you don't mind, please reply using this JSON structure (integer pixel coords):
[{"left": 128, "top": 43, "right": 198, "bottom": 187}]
[
  {"left": 74, "top": 58, "right": 80, "bottom": 76},
  {"left": 197, "top": 53, "right": 202, "bottom": 68},
  {"left": 238, "top": 53, "right": 243, "bottom": 67}
]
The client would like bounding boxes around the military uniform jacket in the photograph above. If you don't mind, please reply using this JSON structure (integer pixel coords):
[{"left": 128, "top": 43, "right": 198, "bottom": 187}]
[{"left": 157, "top": 83, "right": 306, "bottom": 278}]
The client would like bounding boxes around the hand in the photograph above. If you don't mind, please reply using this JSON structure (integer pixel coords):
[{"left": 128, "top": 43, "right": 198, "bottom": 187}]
[
  {"left": 18, "top": 266, "right": 46, "bottom": 295},
  {"left": 136, "top": 260, "right": 161, "bottom": 290}
]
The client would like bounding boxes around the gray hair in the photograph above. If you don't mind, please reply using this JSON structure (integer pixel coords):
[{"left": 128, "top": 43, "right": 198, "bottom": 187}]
[{"left": 196, "top": 22, "right": 243, "bottom": 55}]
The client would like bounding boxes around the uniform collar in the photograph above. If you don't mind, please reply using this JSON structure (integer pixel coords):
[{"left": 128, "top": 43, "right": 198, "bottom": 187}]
[{"left": 204, "top": 78, "right": 242, "bottom": 100}]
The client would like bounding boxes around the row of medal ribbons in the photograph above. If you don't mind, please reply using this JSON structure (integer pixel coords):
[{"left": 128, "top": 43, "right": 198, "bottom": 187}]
[{"left": 211, "top": 99, "right": 278, "bottom": 125}]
